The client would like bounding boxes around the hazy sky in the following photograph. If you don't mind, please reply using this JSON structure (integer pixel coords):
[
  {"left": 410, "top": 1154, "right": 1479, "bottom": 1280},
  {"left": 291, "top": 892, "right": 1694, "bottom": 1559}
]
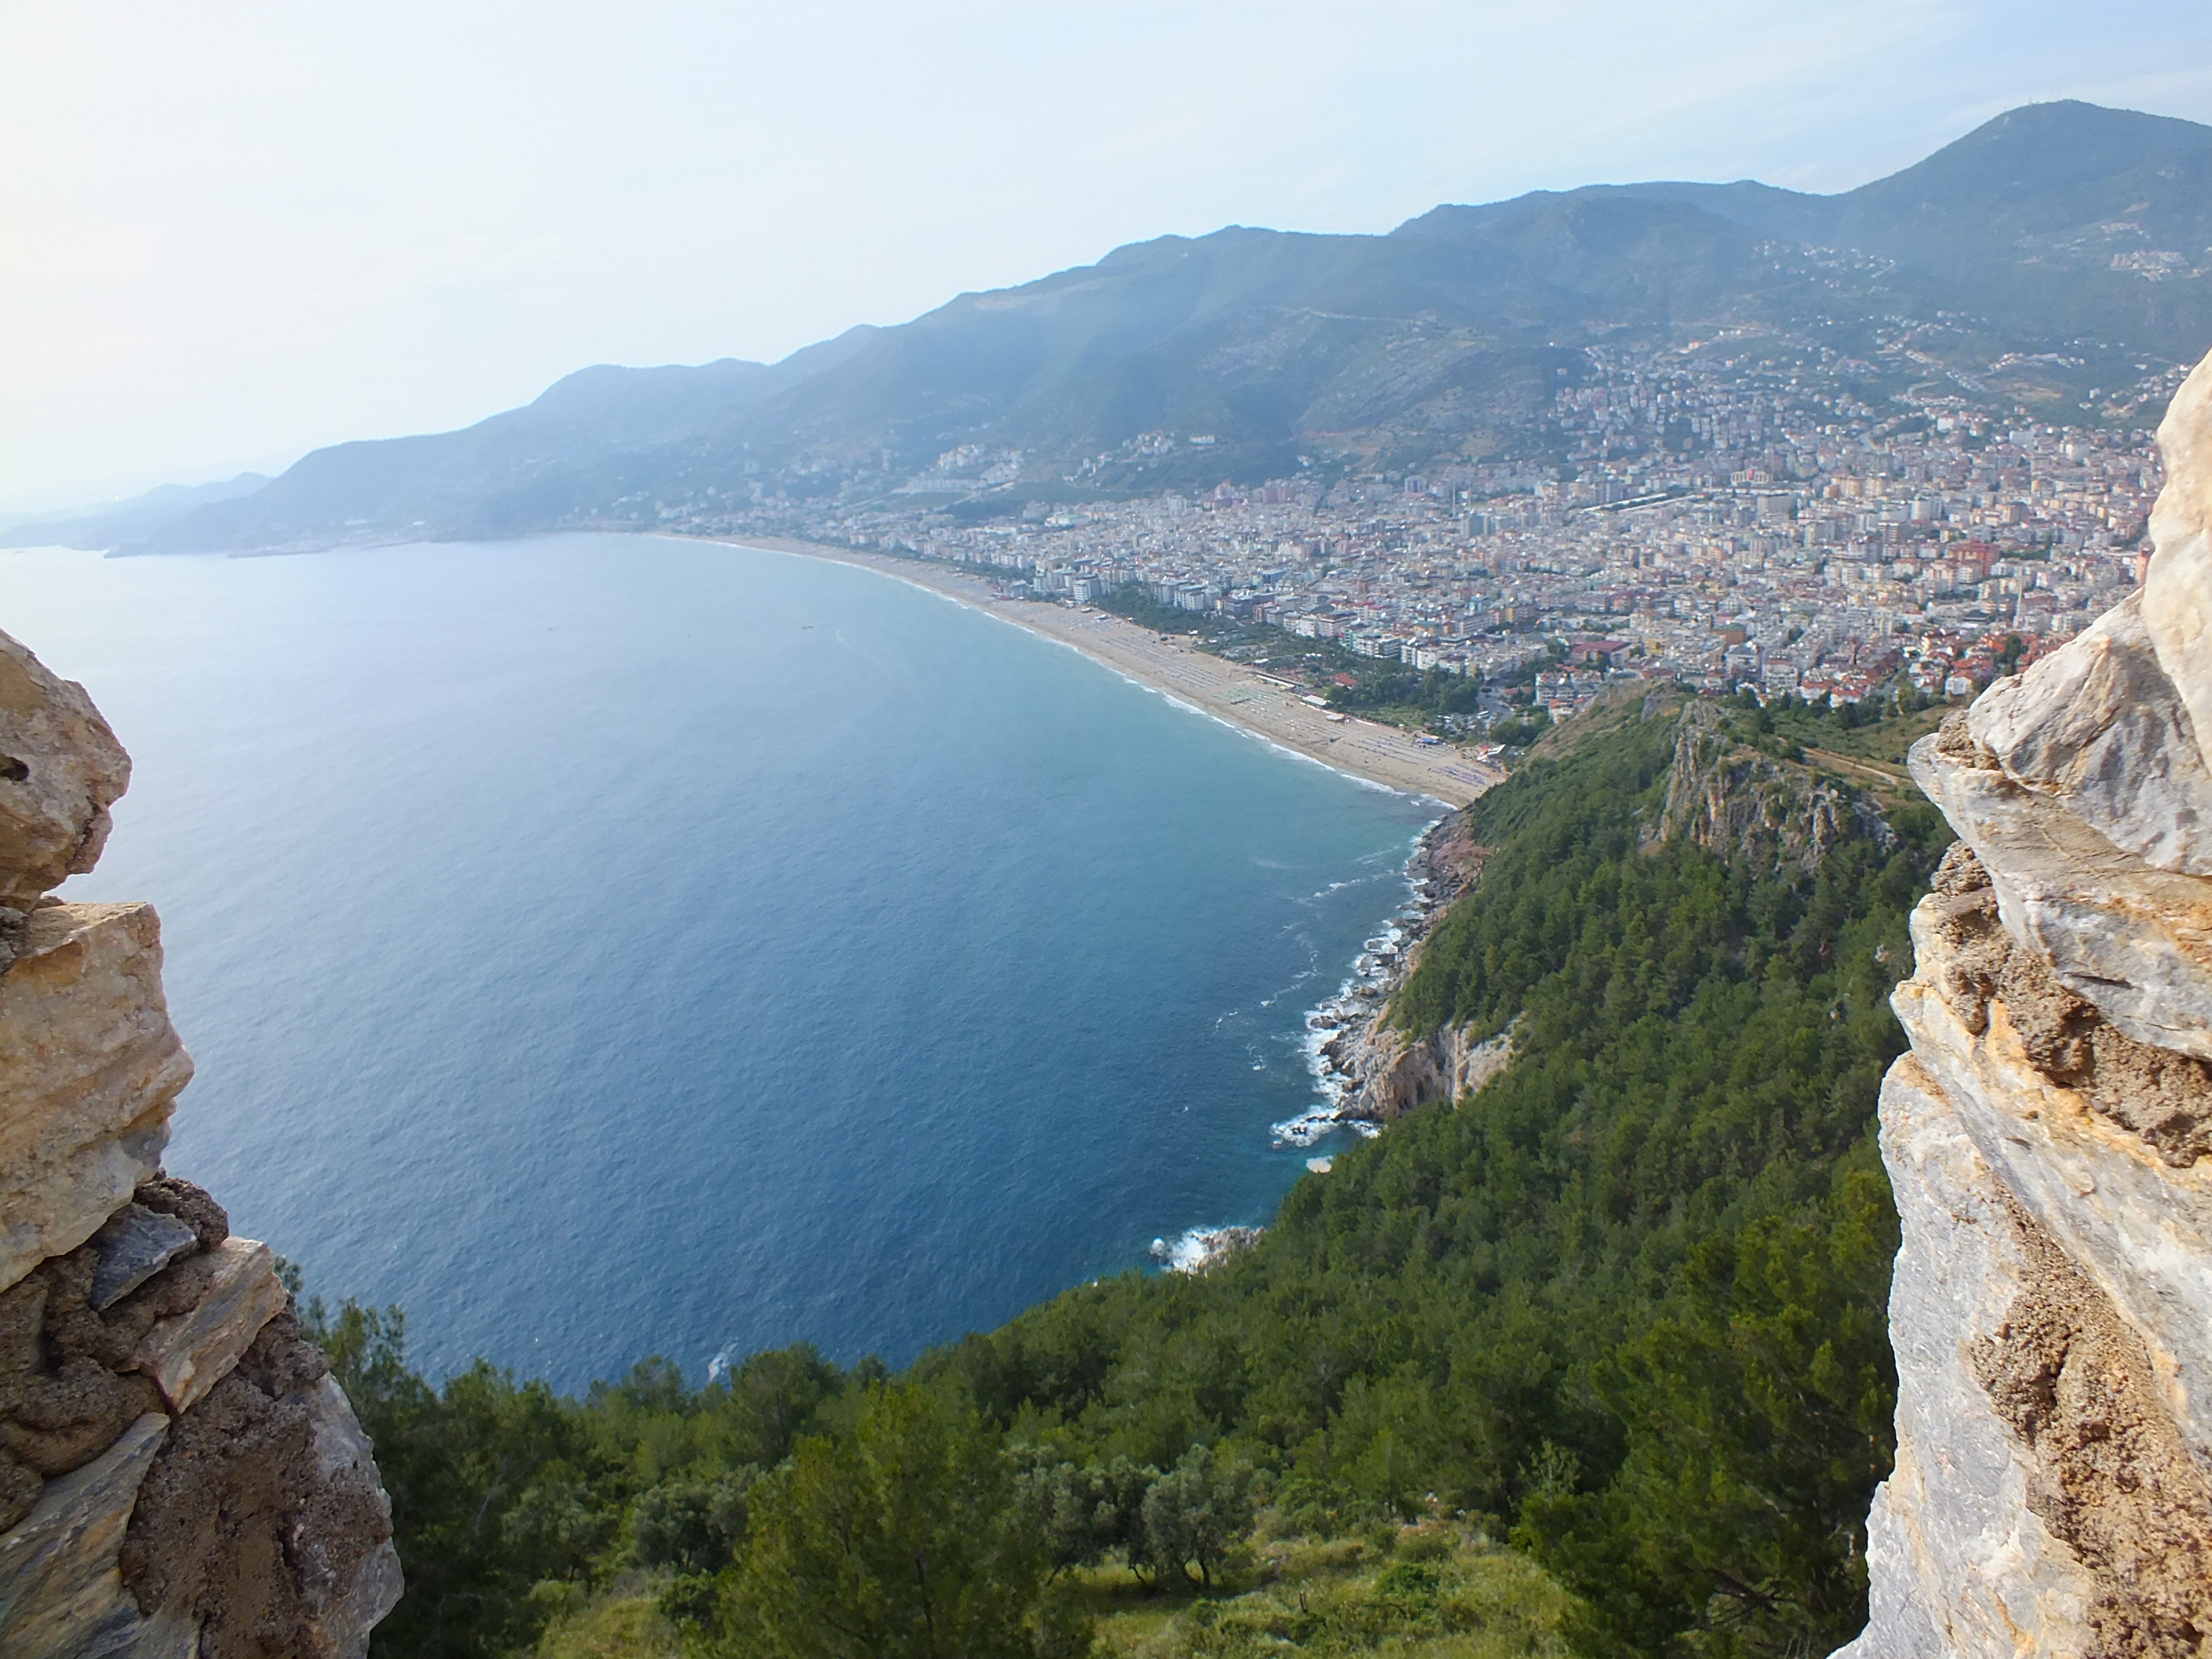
[{"left": 4, "top": 1, "right": 2210, "bottom": 512}]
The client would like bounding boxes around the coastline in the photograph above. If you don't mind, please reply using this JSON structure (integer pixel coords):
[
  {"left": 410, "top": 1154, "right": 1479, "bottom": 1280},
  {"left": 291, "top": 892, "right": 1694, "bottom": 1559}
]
[
  {"left": 672, "top": 529, "right": 1501, "bottom": 1278},
  {"left": 677, "top": 532, "right": 1499, "bottom": 808},
  {"left": 1152, "top": 806, "right": 1490, "bottom": 1275},
  {"left": 1283, "top": 804, "right": 1491, "bottom": 1146}
]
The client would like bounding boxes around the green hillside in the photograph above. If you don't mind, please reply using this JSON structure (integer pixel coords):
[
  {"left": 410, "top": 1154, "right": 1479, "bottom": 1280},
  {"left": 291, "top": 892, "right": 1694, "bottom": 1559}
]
[{"left": 314, "top": 690, "right": 1948, "bottom": 1659}]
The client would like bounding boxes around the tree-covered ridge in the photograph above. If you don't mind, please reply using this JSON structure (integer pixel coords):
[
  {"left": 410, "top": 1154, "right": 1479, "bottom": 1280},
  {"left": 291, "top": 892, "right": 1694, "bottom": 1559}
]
[{"left": 323, "top": 693, "right": 1946, "bottom": 1658}]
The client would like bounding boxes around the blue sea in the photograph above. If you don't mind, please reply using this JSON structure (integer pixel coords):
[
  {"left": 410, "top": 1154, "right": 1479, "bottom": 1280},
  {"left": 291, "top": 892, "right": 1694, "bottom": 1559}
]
[{"left": 4, "top": 534, "right": 1435, "bottom": 1391}]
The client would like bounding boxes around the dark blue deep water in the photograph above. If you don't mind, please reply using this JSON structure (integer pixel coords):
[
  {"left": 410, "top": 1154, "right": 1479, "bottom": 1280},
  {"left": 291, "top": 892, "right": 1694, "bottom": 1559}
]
[{"left": 5, "top": 534, "right": 1434, "bottom": 1390}]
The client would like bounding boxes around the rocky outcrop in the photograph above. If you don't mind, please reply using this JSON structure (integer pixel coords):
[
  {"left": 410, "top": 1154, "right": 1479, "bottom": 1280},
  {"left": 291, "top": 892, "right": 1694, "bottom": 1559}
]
[
  {"left": 1839, "top": 345, "right": 2212, "bottom": 1659},
  {"left": 1319, "top": 695, "right": 1904, "bottom": 1129},
  {"left": 0, "top": 634, "right": 129, "bottom": 998},
  {"left": 1303, "top": 805, "right": 1498, "bottom": 1130},
  {"left": 1, "top": 903, "right": 193, "bottom": 1291},
  {"left": 0, "top": 628, "right": 400, "bottom": 1658},
  {"left": 1658, "top": 699, "right": 1896, "bottom": 872},
  {"left": 1327, "top": 1016, "right": 1513, "bottom": 1124}
]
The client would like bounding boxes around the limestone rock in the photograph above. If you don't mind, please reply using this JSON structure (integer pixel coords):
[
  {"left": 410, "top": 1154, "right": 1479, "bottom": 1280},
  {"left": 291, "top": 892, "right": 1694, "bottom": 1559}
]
[
  {"left": 0, "top": 1412, "right": 169, "bottom": 1659},
  {"left": 1969, "top": 590, "right": 2212, "bottom": 875},
  {"left": 85, "top": 1208, "right": 199, "bottom": 1313},
  {"left": 0, "top": 630, "right": 129, "bottom": 937},
  {"left": 127, "top": 1238, "right": 285, "bottom": 1413},
  {"left": 0, "top": 904, "right": 191, "bottom": 1294},
  {"left": 1851, "top": 1057, "right": 2103, "bottom": 1659},
  {"left": 1840, "top": 347, "right": 2212, "bottom": 1658},
  {"left": 1891, "top": 892, "right": 2212, "bottom": 1477},
  {"left": 1658, "top": 697, "right": 1893, "bottom": 870},
  {"left": 1852, "top": 1054, "right": 2212, "bottom": 1656},
  {"left": 2144, "top": 348, "right": 2212, "bottom": 775},
  {"left": 1911, "top": 733, "right": 2212, "bottom": 1061},
  {"left": 300, "top": 1378, "right": 404, "bottom": 1658},
  {"left": 1335, "top": 1017, "right": 1514, "bottom": 1124},
  {"left": 0, "top": 634, "right": 398, "bottom": 1652},
  {"left": 1829, "top": 1471, "right": 1949, "bottom": 1659}
]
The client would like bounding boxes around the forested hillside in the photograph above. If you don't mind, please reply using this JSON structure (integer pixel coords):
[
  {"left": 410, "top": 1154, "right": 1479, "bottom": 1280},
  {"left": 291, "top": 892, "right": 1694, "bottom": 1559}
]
[{"left": 317, "top": 692, "right": 1950, "bottom": 1658}]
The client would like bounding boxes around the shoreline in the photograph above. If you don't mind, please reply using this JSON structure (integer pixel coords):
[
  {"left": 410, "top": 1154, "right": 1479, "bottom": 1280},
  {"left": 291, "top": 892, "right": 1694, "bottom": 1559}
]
[
  {"left": 1281, "top": 804, "right": 1486, "bottom": 1147},
  {"left": 1151, "top": 805, "right": 1484, "bottom": 1273},
  {"left": 677, "top": 532, "right": 1499, "bottom": 808}
]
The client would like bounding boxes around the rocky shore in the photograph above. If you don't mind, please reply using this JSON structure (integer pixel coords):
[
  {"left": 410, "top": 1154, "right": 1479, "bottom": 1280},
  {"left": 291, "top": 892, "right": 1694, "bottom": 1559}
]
[{"left": 1280, "top": 805, "right": 1501, "bottom": 1149}]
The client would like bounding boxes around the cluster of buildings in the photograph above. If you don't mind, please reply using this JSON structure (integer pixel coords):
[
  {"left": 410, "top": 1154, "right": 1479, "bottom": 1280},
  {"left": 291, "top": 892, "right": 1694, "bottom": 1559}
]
[{"left": 662, "top": 327, "right": 2182, "bottom": 729}]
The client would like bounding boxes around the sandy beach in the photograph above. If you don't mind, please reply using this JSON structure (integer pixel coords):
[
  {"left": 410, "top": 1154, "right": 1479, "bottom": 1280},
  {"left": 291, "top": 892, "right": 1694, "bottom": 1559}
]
[{"left": 698, "top": 535, "right": 1500, "bottom": 807}]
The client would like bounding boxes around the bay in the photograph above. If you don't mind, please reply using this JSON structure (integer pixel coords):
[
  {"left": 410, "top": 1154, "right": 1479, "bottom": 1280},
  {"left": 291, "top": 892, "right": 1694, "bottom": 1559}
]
[{"left": 3, "top": 533, "right": 1435, "bottom": 1390}]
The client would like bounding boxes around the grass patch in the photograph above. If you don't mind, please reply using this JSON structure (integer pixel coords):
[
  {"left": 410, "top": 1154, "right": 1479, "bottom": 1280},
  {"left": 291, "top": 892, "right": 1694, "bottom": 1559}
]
[
  {"left": 532, "top": 1584, "right": 680, "bottom": 1659},
  {"left": 1088, "top": 1524, "right": 1577, "bottom": 1658}
]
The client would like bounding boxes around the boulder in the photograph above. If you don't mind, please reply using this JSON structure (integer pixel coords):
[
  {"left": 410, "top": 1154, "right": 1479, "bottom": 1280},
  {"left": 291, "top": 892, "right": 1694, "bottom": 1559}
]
[
  {"left": 1968, "top": 590, "right": 2212, "bottom": 875},
  {"left": 0, "top": 630, "right": 129, "bottom": 972},
  {"left": 127, "top": 1240, "right": 285, "bottom": 1414},
  {"left": 0, "top": 905, "right": 190, "bottom": 1293}
]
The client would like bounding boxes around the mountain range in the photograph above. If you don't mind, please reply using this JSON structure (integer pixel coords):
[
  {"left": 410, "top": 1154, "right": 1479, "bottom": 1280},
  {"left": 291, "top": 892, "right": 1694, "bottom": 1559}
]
[{"left": 89, "top": 100, "right": 2212, "bottom": 554}]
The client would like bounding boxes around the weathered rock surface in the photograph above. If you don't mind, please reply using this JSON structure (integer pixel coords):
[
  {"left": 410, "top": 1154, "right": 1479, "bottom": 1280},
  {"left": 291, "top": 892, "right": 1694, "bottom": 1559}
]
[
  {"left": 1334, "top": 1017, "right": 1513, "bottom": 1124},
  {"left": 0, "top": 627, "right": 398, "bottom": 1656},
  {"left": 301, "top": 1378, "right": 405, "bottom": 1656},
  {"left": 1912, "top": 732, "right": 2212, "bottom": 1062},
  {"left": 1835, "top": 1059, "right": 2102, "bottom": 1659},
  {"left": 0, "top": 1412, "right": 171, "bottom": 1659},
  {"left": 1843, "top": 342, "right": 2212, "bottom": 1658},
  {"left": 0, "top": 903, "right": 191, "bottom": 1293},
  {"left": 0, "top": 628, "right": 129, "bottom": 975},
  {"left": 121, "top": 1311, "right": 398, "bottom": 1659},
  {"left": 1659, "top": 697, "right": 1894, "bottom": 870},
  {"left": 86, "top": 1207, "right": 199, "bottom": 1312},
  {"left": 1969, "top": 591, "right": 2212, "bottom": 876},
  {"left": 127, "top": 1237, "right": 285, "bottom": 1413},
  {"left": 2143, "top": 348, "right": 2212, "bottom": 775},
  {"left": 1895, "top": 877, "right": 2212, "bottom": 1454}
]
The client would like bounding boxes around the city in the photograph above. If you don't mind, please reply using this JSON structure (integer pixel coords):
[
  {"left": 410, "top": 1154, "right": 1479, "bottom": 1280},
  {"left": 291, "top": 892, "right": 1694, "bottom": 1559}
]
[{"left": 653, "top": 321, "right": 2185, "bottom": 744}]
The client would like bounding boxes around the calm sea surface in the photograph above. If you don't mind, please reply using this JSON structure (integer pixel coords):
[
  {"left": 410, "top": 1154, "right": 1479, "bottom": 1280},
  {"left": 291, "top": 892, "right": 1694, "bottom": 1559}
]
[{"left": 4, "top": 534, "right": 1434, "bottom": 1389}]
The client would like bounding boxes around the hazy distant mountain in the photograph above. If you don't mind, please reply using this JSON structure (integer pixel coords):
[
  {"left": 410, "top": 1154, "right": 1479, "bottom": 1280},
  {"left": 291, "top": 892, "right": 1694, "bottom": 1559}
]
[
  {"left": 6, "top": 471, "right": 270, "bottom": 550},
  {"left": 144, "top": 327, "right": 880, "bottom": 554},
  {"left": 144, "top": 100, "right": 2212, "bottom": 554}
]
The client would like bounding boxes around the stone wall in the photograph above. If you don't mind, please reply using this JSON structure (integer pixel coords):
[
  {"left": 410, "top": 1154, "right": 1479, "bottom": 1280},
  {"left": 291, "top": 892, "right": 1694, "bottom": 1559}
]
[
  {"left": 1837, "top": 348, "right": 2212, "bottom": 1657},
  {"left": 0, "top": 630, "right": 399, "bottom": 1659}
]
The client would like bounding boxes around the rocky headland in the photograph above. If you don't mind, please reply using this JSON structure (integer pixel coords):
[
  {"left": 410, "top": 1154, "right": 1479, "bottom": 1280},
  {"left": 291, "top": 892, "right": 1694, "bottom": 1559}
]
[
  {"left": 1311, "top": 687, "right": 1906, "bottom": 1134},
  {"left": 1837, "top": 346, "right": 2212, "bottom": 1657},
  {"left": 1294, "top": 805, "right": 1498, "bottom": 1139},
  {"left": 0, "top": 630, "right": 399, "bottom": 1658}
]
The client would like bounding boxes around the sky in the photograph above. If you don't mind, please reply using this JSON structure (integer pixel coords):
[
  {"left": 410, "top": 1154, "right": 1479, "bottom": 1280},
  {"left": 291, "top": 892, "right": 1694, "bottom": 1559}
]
[{"left": 3, "top": 1, "right": 2210, "bottom": 513}]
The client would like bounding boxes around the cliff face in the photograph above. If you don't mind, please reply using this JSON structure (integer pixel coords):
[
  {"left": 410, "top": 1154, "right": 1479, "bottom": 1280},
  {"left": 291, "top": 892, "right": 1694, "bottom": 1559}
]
[
  {"left": 1656, "top": 698, "right": 1898, "bottom": 872},
  {"left": 1839, "top": 347, "right": 2212, "bottom": 1658},
  {"left": 0, "top": 634, "right": 400, "bottom": 1658}
]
